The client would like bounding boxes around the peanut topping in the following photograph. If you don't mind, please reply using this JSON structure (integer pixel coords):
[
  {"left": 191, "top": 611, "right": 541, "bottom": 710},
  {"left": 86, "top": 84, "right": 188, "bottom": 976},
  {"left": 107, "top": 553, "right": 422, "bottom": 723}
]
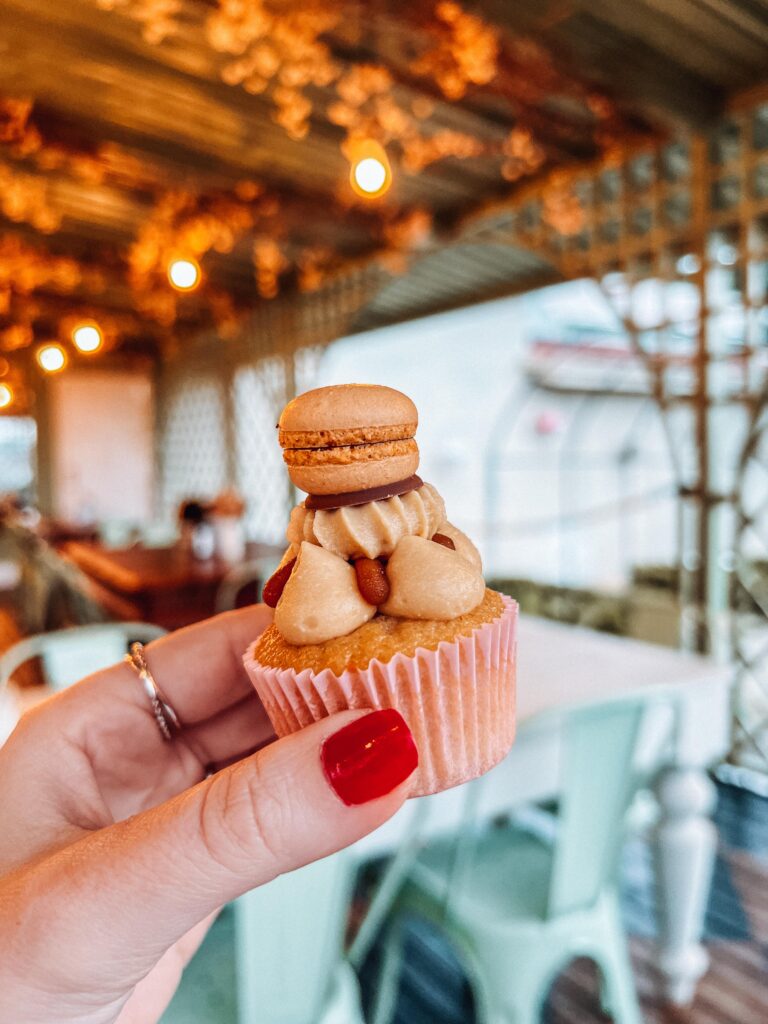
[
  {"left": 354, "top": 557, "right": 390, "bottom": 605},
  {"left": 262, "top": 558, "right": 297, "bottom": 608}
]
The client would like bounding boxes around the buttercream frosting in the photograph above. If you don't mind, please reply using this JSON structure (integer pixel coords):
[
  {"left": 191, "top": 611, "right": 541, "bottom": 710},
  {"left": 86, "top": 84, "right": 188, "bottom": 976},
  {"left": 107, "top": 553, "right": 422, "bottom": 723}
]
[
  {"left": 436, "top": 522, "right": 482, "bottom": 572},
  {"left": 287, "top": 482, "right": 446, "bottom": 560},
  {"left": 274, "top": 541, "right": 376, "bottom": 645},
  {"left": 379, "top": 535, "right": 485, "bottom": 620}
]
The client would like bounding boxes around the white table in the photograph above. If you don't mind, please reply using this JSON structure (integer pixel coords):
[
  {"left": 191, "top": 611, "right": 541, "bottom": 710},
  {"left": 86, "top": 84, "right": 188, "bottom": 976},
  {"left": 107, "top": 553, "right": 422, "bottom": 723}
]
[{"left": 356, "top": 615, "right": 733, "bottom": 1006}]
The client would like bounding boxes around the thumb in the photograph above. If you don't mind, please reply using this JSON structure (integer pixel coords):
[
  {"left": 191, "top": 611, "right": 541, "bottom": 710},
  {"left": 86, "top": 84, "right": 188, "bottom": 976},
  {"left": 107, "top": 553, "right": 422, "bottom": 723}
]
[{"left": 3, "top": 709, "right": 417, "bottom": 1002}]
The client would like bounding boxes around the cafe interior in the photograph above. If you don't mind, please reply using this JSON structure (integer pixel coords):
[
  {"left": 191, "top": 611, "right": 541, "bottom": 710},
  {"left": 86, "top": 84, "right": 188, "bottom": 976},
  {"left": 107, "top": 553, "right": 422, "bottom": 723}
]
[{"left": 2, "top": 1, "right": 768, "bottom": 1021}]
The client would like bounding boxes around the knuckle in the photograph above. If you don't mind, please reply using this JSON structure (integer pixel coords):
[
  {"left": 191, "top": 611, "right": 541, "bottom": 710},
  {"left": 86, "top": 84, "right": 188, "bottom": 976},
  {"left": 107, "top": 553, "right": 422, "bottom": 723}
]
[{"left": 197, "top": 758, "right": 291, "bottom": 879}]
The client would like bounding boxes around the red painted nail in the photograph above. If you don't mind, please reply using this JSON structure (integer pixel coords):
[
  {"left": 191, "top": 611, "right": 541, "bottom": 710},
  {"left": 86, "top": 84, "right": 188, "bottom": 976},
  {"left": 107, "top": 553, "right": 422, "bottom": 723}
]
[{"left": 321, "top": 709, "right": 419, "bottom": 806}]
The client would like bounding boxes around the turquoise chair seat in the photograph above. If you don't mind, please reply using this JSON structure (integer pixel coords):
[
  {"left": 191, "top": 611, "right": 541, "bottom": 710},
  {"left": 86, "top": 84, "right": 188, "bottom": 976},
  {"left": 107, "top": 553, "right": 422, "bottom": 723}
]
[{"left": 412, "top": 827, "right": 553, "bottom": 922}]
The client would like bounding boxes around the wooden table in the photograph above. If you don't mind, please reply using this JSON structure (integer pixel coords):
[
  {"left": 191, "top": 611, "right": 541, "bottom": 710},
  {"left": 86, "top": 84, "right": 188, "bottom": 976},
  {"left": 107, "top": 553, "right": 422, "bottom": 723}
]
[{"left": 62, "top": 541, "right": 284, "bottom": 630}]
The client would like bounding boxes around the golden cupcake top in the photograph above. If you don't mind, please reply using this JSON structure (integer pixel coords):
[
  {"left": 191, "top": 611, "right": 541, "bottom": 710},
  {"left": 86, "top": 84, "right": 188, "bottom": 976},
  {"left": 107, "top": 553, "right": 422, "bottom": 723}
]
[{"left": 265, "top": 383, "right": 485, "bottom": 645}]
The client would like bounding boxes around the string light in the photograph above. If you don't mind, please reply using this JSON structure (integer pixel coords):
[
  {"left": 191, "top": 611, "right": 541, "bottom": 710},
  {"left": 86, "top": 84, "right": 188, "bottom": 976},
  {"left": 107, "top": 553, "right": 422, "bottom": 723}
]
[
  {"left": 37, "top": 343, "right": 67, "bottom": 373},
  {"left": 348, "top": 140, "right": 392, "bottom": 199},
  {"left": 72, "top": 322, "right": 103, "bottom": 353},
  {"left": 167, "top": 257, "right": 201, "bottom": 291},
  {"left": 0, "top": 382, "right": 13, "bottom": 409}
]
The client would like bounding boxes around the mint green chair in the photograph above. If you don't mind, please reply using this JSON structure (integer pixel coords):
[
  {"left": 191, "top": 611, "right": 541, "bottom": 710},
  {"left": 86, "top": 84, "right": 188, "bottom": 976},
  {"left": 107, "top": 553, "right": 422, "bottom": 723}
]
[
  {"left": 372, "top": 697, "right": 663, "bottom": 1024},
  {"left": 235, "top": 853, "right": 364, "bottom": 1024},
  {"left": 0, "top": 622, "right": 166, "bottom": 692},
  {"left": 234, "top": 801, "right": 429, "bottom": 1024}
]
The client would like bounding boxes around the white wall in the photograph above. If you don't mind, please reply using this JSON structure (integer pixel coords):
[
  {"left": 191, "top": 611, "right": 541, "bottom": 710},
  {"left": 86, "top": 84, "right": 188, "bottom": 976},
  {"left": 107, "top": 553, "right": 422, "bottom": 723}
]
[
  {"left": 49, "top": 369, "right": 154, "bottom": 524},
  {"left": 316, "top": 284, "right": 680, "bottom": 588}
]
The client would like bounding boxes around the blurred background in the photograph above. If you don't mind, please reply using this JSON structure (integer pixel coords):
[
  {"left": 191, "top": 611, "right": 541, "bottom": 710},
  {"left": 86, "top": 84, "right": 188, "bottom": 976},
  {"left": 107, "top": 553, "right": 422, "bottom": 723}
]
[{"left": 1, "top": 1, "right": 768, "bottom": 1022}]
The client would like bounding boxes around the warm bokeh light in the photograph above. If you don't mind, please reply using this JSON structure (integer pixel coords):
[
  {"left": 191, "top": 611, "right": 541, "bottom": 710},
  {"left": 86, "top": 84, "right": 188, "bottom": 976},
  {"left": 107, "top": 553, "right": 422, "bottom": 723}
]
[
  {"left": 0, "top": 382, "right": 13, "bottom": 410},
  {"left": 348, "top": 140, "right": 392, "bottom": 199},
  {"left": 354, "top": 157, "right": 387, "bottom": 193},
  {"left": 72, "top": 322, "right": 103, "bottom": 353},
  {"left": 168, "top": 257, "right": 201, "bottom": 291},
  {"left": 37, "top": 344, "right": 67, "bottom": 373}
]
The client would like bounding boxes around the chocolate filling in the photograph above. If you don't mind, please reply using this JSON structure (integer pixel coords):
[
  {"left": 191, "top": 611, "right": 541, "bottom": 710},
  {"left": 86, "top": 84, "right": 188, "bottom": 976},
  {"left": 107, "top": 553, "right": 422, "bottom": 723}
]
[{"left": 304, "top": 475, "right": 423, "bottom": 511}]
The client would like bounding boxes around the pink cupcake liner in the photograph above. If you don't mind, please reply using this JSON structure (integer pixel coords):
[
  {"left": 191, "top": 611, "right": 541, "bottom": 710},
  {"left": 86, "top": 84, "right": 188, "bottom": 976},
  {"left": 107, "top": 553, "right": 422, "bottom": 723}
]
[{"left": 243, "top": 596, "right": 517, "bottom": 797}]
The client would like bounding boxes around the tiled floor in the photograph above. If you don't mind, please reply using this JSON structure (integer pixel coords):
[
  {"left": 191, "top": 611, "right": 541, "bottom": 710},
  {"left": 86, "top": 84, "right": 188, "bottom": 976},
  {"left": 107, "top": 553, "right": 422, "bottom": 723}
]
[{"left": 163, "top": 780, "right": 768, "bottom": 1024}]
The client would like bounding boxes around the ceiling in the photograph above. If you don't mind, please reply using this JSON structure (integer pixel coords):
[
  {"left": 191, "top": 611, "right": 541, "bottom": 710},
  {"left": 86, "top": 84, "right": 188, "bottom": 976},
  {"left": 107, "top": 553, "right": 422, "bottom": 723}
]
[{"left": 1, "top": 0, "right": 767, "bottom": 361}]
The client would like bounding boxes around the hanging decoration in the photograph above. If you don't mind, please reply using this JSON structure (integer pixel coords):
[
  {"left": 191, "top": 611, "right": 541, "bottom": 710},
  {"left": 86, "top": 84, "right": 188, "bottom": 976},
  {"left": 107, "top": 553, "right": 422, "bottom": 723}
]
[
  {"left": 540, "top": 172, "right": 585, "bottom": 236},
  {"left": 0, "top": 164, "right": 61, "bottom": 234},
  {"left": 127, "top": 186, "right": 264, "bottom": 323},
  {"left": 253, "top": 237, "right": 289, "bottom": 299},
  {"left": 375, "top": 209, "right": 433, "bottom": 274},
  {"left": 296, "top": 245, "right": 335, "bottom": 292},
  {"left": 206, "top": 0, "right": 341, "bottom": 140},
  {"left": 0, "top": 0, "right": 655, "bottom": 369},
  {"left": 96, "top": 0, "right": 181, "bottom": 46},
  {"left": 500, "top": 127, "right": 546, "bottom": 182},
  {"left": 410, "top": 1, "right": 499, "bottom": 100}
]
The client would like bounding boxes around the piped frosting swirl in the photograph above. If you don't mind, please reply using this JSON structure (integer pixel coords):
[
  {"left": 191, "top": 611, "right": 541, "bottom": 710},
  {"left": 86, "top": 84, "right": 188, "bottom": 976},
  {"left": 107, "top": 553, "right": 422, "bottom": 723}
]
[{"left": 287, "top": 482, "right": 446, "bottom": 561}]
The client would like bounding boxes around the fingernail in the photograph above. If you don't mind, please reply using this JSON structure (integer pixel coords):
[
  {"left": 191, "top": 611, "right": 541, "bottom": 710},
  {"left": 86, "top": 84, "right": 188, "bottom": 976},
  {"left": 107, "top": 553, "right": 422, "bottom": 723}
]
[{"left": 321, "top": 709, "right": 419, "bottom": 806}]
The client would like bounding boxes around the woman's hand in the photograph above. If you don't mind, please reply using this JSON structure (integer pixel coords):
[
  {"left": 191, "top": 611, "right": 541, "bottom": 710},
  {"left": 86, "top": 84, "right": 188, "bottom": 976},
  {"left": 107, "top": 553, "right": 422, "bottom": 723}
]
[{"left": 0, "top": 607, "right": 418, "bottom": 1024}]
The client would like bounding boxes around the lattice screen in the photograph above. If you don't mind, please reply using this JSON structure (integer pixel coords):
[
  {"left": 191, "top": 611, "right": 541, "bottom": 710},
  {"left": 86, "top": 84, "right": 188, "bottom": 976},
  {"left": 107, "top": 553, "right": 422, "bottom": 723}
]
[
  {"left": 233, "top": 357, "right": 292, "bottom": 545},
  {"left": 733, "top": 392, "right": 768, "bottom": 773},
  {"left": 159, "top": 374, "right": 228, "bottom": 520},
  {"left": 156, "top": 312, "right": 329, "bottom": 544}
]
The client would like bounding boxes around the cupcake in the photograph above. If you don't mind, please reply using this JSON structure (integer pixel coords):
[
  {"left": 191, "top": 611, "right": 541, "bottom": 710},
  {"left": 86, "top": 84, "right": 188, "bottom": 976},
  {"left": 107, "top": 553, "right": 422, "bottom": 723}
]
[{"left": 244, "top": 384, "right": 517, "bottom": 796}]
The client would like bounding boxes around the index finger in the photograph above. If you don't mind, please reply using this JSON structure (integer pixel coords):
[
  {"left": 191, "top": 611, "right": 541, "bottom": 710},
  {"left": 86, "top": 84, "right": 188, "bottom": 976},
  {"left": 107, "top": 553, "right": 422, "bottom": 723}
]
[{"left": 131, "top": 604, "right": 274, "bottom": 725}]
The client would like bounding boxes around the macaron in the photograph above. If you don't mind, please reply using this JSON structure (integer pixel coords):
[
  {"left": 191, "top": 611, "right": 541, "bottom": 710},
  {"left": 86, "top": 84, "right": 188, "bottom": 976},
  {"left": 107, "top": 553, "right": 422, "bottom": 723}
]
[{"left": 278, "top": 384, "right": 419, "bottom": 495}]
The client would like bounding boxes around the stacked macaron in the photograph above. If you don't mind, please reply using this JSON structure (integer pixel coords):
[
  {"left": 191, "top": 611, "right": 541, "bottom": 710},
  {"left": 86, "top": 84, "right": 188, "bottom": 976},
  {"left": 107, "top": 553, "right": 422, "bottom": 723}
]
[{"left": 278, "top": 383, "right": 420, "bottom": 498}]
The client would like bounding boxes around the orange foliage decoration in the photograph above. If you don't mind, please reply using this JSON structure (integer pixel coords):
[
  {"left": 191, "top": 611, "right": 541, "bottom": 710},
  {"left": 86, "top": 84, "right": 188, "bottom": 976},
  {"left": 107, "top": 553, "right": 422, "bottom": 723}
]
[
  {"left": 89, "top": 0, "right": 637, "bottom": 194},
  {"left": 411, "top": 0, "right": 499, "bottom": 100},
  {"left": 206, "top": 0, "right": 341, "bottom": 139},
  {"left": 501, "top": 127, "right": 546, "bottom": 182},
  {"left": 297, "top": 245, "right": 335, "bottom": 292},
  {"left": 331, "top": 64, "right": 482, "bottom": 176},
  {"left": 0, "top": 234, "right": 108, "bottom": 352},
  {"left": 0, "top": 235, "right": 102, "bottom": 299},
  {"left": 376, "top": 208, "right": 433, "bottom": 275},
  {"left": 253, "top": 236, "right": 288, "bottom": 298},
  {"left": 382, "top": 208, "right": 433, "bottom": 252},
  {"left": 128, "top": 186, "right": 267, "bottom": 323},
  {"left": 96, "top": 0, "right": 181, "bottom": 46},
  {"left": 0, "top": 97, "right": 151, "bottom": 197},
  {"left": 541, "top": 172, "right": 585, "bottom": 236},
  {"left": 0, "top": 165, "right": 61, "bottom": 234}
]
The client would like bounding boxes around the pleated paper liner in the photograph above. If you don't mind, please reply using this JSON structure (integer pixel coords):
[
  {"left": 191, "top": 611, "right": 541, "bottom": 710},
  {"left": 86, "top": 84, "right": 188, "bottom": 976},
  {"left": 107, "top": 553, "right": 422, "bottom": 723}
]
[{"left": 244, "top": 595, "right": 517, "bottom": 797}]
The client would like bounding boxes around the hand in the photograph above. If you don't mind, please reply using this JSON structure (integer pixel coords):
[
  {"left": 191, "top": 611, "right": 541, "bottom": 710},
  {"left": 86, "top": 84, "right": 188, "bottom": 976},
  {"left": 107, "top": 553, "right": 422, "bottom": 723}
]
[{"left": 0, "top": 607, "right": 418, "bottom": 1024}]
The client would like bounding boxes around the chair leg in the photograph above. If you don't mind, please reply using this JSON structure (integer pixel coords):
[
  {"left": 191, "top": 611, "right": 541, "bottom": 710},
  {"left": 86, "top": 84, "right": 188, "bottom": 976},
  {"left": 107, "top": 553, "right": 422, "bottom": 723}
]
[
  {"left": 369, "top": 917, "right": 406, "bottom": 1024},
  {"left": 471, "top": 965, "right": 542, "bottom": 1024},
  {"left": 596, "top": 940, "right": 643, "bottom": 1024}
]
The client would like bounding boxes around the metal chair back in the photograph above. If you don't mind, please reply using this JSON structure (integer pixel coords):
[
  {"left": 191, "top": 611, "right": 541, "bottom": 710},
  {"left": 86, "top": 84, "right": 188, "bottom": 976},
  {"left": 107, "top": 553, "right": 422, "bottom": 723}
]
[{"left": 0, "top": 621, "right": 166, "bottom": 691}]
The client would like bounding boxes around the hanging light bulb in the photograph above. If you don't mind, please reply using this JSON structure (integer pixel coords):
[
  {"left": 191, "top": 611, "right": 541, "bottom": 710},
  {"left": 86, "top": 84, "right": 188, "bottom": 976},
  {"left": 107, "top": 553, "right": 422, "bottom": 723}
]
[
  {"left": 0, "top": 382, "right": 13, "bottom": 410},
  {"left": 168, "top": 257, "right": 201, "bottom": 291},
  {"left": 72, "top": 322, "right": 103, "bottom": 353},
  {"left": 37, "top": 344, "right": 67, "bottom": 373},
  {"left": 348, "top": 139, "right": 392, "bottom": 199}
]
